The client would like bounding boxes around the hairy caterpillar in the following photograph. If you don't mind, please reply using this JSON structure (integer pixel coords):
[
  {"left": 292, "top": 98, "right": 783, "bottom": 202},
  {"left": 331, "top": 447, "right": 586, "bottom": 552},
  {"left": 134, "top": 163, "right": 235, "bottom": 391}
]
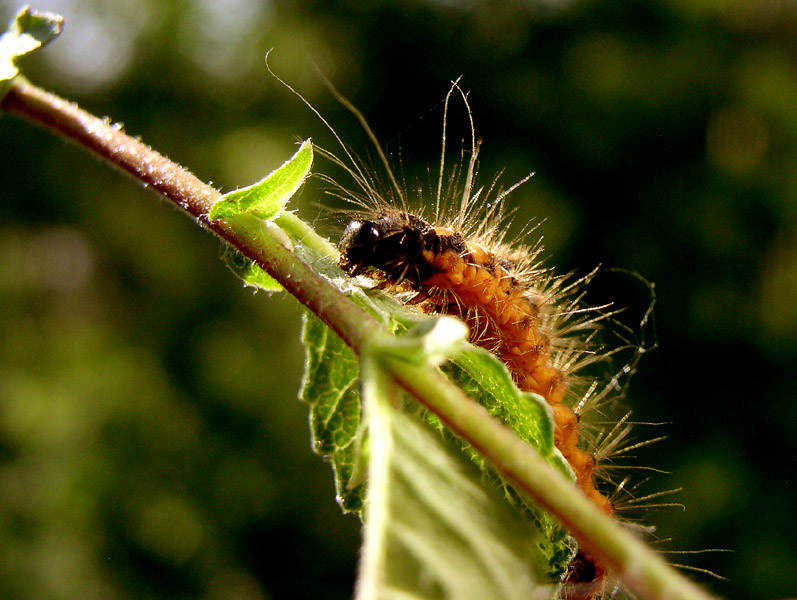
[{"left": 273, "top": 65, "right": 654, "bottom": 598}]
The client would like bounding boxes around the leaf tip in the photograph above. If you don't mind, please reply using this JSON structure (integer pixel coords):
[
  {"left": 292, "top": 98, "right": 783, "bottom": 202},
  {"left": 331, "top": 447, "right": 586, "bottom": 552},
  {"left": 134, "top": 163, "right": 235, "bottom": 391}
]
[{"left": 1, "top": 5, "right": 64, "bottom": 93}]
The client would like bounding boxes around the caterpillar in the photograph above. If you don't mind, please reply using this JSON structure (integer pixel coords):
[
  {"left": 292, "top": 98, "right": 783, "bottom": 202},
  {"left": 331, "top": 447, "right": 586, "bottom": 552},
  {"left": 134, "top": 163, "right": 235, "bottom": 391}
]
[
  {"left": 329, "top": 83, "right": 628, "bottom": 597},
  {"left": 339, "top": 210, "right": 612, "bottom": 588},
  {"left": 271, "top": 64, "right": 650, "bottom": 598}
]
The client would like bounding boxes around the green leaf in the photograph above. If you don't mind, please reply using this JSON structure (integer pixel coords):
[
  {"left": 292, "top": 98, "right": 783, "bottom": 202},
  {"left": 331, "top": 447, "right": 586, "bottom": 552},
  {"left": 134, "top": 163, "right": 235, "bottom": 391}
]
[
  {"left": 220, "top": 245, "right": 282, "bottom": 292},
  {"left": 209, "top": 139, "right": 313, "bottom": 221},
  {"left": 299, "top": 284, "right": 575, "bottom": 583},
  {"left": 0, "top": 6, "right": 63, "bottom": 95},
  {"left": 300, "top": 311, "right": 365, "bottom": 512},
  {"left": 210, "top": 142, "right": 313, "bottom": 291},
  {"left": 357, "top": 356, "right": 555, "bottom": 600},
  {"left": 447, "top": 349, "right": 570, "bottom": 475},
  {"left": 443, "top": 350, "right": 575, "bottom": 578}
]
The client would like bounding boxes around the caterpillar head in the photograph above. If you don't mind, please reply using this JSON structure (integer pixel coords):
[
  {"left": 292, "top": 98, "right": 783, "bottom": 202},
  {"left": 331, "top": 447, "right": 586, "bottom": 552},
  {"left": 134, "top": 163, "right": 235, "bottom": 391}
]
[{"left": 339, "top": 211, "right": 447, "bottom": 287}]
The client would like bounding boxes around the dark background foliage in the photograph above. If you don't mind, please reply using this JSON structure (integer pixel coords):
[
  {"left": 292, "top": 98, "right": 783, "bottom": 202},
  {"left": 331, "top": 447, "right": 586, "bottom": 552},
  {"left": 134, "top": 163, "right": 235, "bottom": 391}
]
[{"left": 2, "top": 1, "right": 796, "bottom": 599}]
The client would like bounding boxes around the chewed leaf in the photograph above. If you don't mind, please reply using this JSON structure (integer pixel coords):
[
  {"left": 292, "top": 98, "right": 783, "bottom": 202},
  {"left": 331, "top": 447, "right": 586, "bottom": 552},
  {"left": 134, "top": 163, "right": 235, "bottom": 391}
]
[
  {"left": 358, "top": 374, "right": 555, "bottom": 600},
  {"left": 209, "top": 139, "right": 312, "bottom": 221},
  {"left": 0, "top": 6, "right": 64, "bottom": 93}
]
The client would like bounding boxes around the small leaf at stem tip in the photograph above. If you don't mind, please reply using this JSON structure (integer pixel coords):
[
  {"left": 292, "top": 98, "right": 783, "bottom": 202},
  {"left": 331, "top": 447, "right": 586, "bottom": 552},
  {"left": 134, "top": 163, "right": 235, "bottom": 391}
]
[
  {"left": 208, "top": 139, "right": 313, "bottom": 221},
  {"left": 0, "top": 6, "right": 64, "bottom": 91}
]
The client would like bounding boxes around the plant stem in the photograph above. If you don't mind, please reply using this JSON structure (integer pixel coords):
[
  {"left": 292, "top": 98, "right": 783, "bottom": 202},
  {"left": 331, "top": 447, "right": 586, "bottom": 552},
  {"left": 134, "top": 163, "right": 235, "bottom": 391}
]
[
  {"left": 2, "top": 76, "right": 717, "bottom": 600},
  {"left": 1, "top": 76, "right": 373, "bottom": 353},
  {"left": 2, "top": 77, "right": 218, "bottom": 217}
]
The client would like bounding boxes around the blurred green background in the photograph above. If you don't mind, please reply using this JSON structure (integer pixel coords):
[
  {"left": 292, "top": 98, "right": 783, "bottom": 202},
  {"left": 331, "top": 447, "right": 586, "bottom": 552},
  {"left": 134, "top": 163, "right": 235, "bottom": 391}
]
[{"left": 2, "top": 1, "right": 796, "bottom": 599}]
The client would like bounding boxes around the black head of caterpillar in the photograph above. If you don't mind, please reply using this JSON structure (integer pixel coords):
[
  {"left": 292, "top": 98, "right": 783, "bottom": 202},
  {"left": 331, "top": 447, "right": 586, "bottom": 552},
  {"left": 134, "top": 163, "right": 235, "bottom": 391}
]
[{"left": 339, "top": 211, "right": 468, "bottom": 287}]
